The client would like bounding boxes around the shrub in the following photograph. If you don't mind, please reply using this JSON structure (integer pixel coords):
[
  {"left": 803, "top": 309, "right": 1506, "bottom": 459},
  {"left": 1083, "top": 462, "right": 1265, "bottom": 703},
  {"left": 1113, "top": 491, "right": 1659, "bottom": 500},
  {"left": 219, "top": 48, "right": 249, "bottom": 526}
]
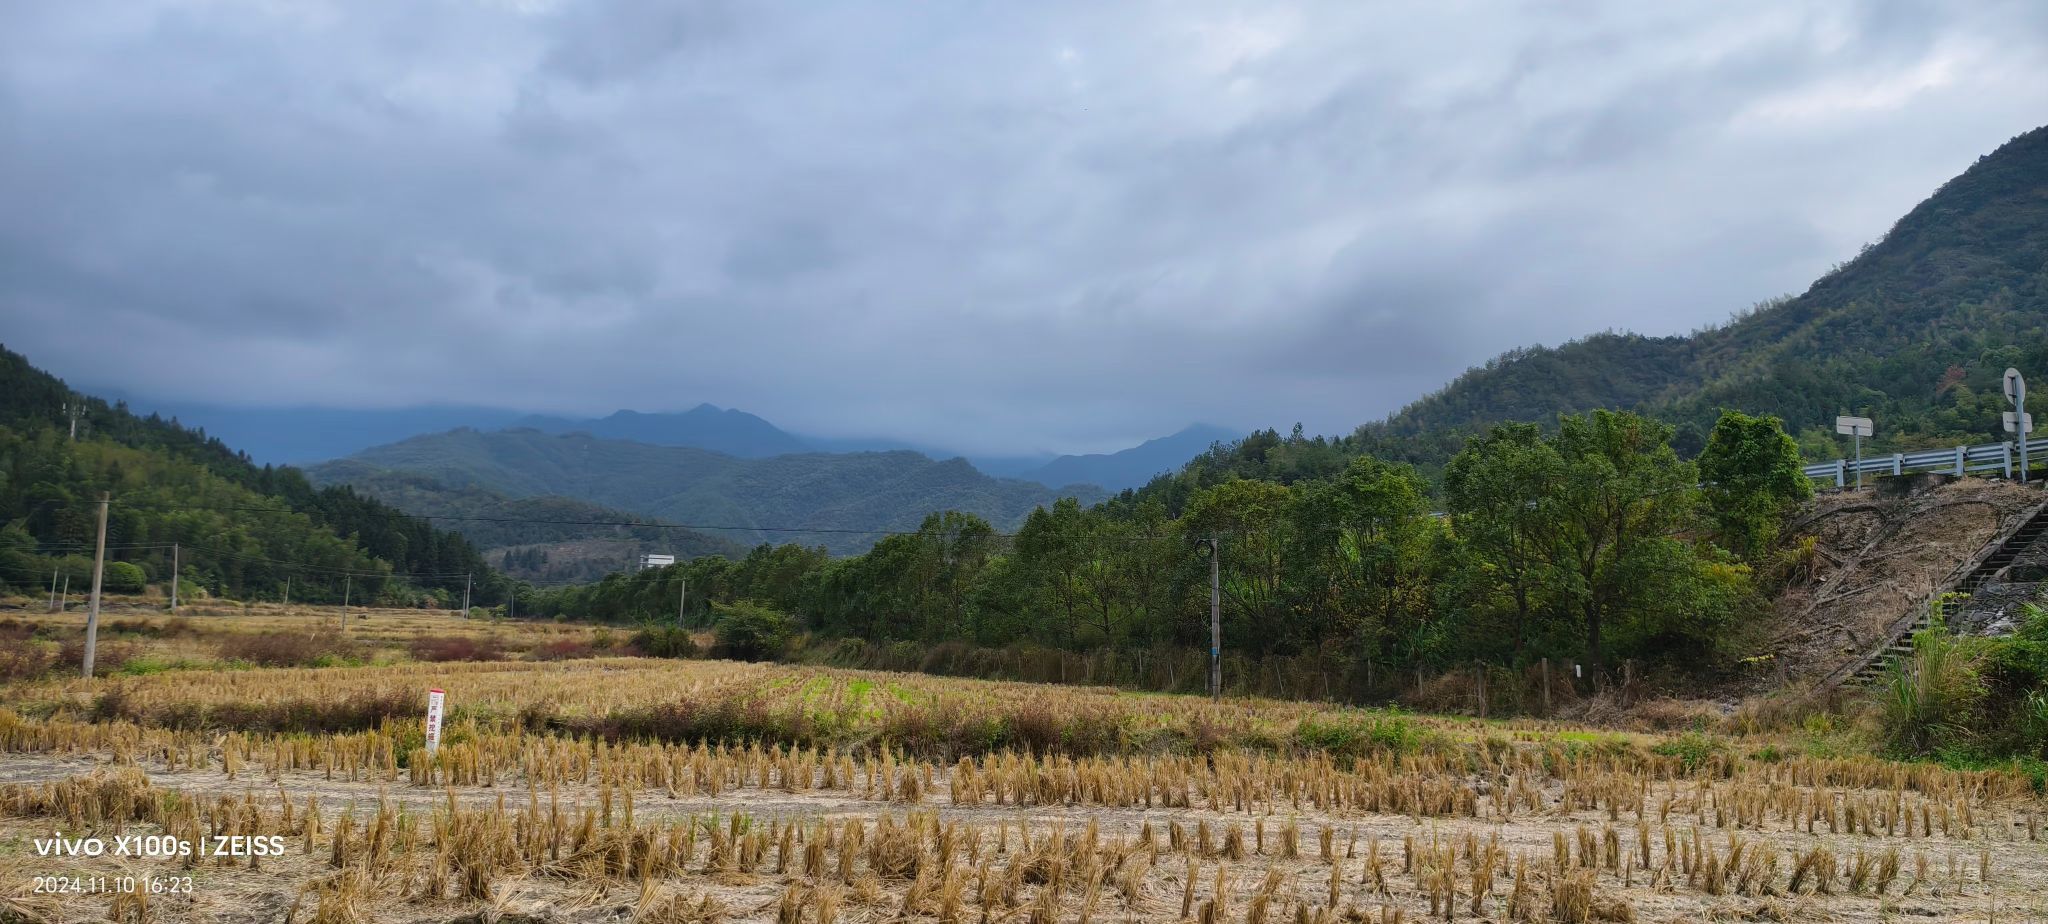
[
  {"left": 529, "top": 639, "right": 598, "bottom": 661},
  {"left": 93, "top": 688, "right": 423, "bottom": 733},
  {"left": 712, "top": 601, "right": 794, "bottom": 662},
  {"left": 1650, "top": 732, "right": 1728, "bottom": 773},
  {"left": 59, "top": 638, "right": 139, "bottom": 674},
  {"left": 1876, "top": 616, "right": 1985, "bottom": 756},
  {"left": 1628, "top": 698, "right": 1720, "bottom": 732},
  {"left": 1294, "top": 714, "right": 1421, "bottom": 758},
  {"left": 101, "top": 561, "right": 147, "bottom": 593},
  {"left": 631, "top": 625, "right": 700, "bottom": 659},
  {"left": 408, "top": 634, "right": 505, "bottom": 662},
  {"left": 217, "top": 629, "right": 356, "bottom": 667},
  {"left": 2019, "top": 691, "right": 2048, "bottom": 759},
  {"left": 0, "top": 631, "right": 54, "bottom": 680}
]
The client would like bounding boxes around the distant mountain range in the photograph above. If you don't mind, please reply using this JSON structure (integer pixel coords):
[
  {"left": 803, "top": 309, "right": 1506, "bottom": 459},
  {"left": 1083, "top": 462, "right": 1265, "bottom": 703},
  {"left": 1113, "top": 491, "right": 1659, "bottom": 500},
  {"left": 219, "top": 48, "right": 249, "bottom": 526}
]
[
  {"left": 1012, "top": 424, "right": 1236, "bottom": 492},
  {"left": 305, "top": 459, "right": 746, "bottom": 581},
  {"left": 109, "top": 394, "right": 1228, "bottom": 493},
  {"left": 307, "top": 429, "right": 1108, "bottom": 554},
  {"left": 511, "top": 405, "right": 811, "bottom": 458}
]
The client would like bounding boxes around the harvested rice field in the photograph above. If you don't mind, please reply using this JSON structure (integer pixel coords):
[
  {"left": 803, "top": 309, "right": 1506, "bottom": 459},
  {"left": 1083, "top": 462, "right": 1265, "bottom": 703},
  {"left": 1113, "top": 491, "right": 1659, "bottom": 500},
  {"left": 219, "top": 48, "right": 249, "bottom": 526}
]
[{"left": 1, "top": 643, "right": 2045, "bottom": 923}]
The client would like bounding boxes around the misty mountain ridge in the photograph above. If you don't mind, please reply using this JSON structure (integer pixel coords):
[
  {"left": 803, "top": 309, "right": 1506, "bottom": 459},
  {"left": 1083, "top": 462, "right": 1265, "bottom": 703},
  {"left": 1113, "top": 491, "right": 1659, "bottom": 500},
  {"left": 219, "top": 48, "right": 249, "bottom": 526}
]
[
  {"left": 1016, "top": 423, "right": 1238, "bottom": 492},
  {"left": 512, "top": 404, "right": 811, "bottom": 458},
  {"left": 307, "top": 428, "right": 1108, "bottom": 554},
  {"left": 101, "top": 391, "right": 1229, "bottom": 492},
  {"left": 305, "top": 459, "right": 746, "bottom": 581}
]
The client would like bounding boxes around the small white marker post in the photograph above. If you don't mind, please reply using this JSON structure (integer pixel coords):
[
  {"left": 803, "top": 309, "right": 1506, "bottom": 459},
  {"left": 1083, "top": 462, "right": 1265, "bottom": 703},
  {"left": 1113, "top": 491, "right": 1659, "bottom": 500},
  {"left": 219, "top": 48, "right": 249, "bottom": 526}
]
[{"left": 425, "top": 688, "right": 446, "bottom": 755}]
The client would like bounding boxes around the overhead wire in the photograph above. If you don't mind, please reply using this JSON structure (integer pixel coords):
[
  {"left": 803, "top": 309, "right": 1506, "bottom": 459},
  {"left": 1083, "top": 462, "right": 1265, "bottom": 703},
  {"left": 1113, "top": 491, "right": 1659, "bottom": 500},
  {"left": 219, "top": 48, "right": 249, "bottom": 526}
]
[{"left": 105, "top": 499, "right": 1207, "bottom": 543}]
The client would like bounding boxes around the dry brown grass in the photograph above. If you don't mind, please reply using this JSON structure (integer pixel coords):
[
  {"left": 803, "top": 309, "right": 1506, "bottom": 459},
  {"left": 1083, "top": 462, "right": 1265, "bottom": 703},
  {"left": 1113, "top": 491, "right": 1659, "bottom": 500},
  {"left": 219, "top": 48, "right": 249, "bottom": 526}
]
[{"left": 0, "top": 627, "right": 2044, "bottom": 922}]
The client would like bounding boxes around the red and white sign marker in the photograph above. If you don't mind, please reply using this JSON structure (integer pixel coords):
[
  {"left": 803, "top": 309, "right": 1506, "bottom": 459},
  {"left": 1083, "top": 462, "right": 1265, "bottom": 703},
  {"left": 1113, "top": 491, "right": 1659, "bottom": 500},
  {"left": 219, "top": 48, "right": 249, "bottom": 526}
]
[{"left": 425, "top": 688, "right": 445, "bottom": 754}]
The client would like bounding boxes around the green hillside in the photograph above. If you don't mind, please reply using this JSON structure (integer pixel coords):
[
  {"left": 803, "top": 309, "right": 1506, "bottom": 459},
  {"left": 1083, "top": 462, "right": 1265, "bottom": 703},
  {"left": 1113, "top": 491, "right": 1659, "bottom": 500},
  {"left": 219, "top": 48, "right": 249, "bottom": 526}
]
[
  {"left": 1120, "top": 123, "right": 2048, "bottom": 507},
  {"left": 0, "top": 345, "right": 504, "bottom": 606},
  {"left": 311, "top": 429, "right": 1107, "bottom": 554},
  {"left": 305, "top": 460, "right": 747, "bottom": 579},
  {"left": 1365, "top": 123, "right": 2048, "bottom": 462}
]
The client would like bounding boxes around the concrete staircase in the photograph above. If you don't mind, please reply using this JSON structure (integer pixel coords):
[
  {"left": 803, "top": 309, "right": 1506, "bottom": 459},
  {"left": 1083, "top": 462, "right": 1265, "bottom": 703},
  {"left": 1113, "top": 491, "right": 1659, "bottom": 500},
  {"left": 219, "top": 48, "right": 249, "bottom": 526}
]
[{"left": 1836, "top": 499, "right": 2048, "bottom": 686}]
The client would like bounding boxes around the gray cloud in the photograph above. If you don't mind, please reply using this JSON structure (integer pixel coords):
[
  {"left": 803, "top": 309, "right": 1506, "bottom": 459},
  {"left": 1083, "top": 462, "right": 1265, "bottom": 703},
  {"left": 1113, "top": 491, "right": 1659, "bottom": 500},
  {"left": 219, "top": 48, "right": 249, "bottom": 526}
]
[{"left": 3, "top": 1, "right": 2047, "bottom": 455}]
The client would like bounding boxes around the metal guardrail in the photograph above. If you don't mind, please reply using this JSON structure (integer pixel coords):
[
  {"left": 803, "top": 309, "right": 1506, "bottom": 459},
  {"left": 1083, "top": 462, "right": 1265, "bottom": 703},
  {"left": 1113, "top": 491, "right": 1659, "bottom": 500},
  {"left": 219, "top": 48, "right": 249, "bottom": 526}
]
[{"left": 1803, "top": 436, "right": 2048, "bottom": 487}]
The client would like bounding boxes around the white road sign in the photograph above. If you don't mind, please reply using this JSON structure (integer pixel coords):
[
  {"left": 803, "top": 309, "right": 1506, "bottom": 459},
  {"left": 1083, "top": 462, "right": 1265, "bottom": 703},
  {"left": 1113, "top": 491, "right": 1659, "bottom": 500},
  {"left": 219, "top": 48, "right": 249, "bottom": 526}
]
[
  {"left": 2006, "top": 367, "right": 2026, "bottom": 404},
  {"left": 1835, "top": 416, "right": 1873, "bottom": 437},
  {"left": 2005, "top": 411, "right": 2033, "bottom": 434}
]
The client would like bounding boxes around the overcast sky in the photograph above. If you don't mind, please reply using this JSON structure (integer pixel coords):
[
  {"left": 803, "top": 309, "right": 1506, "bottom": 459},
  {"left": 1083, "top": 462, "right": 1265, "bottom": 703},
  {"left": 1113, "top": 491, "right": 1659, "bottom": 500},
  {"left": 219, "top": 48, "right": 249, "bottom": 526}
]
[{"left": 4, "top": 1, "right": 2047, "bottom": 455}]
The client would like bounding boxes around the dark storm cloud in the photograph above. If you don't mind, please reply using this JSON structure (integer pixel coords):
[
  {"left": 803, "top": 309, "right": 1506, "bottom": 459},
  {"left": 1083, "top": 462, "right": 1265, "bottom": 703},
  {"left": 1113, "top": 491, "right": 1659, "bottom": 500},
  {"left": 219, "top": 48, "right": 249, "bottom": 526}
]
[{"left": 3, "top": 1, "right": 2046, "bottom": 455}]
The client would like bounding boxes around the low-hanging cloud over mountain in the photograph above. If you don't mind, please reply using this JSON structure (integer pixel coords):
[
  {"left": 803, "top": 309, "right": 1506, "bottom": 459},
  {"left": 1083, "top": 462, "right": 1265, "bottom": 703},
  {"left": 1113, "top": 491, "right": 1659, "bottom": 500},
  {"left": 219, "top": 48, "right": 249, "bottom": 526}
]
[{"left": 4, "top": 1, "right": 2047, "bottom": 455}]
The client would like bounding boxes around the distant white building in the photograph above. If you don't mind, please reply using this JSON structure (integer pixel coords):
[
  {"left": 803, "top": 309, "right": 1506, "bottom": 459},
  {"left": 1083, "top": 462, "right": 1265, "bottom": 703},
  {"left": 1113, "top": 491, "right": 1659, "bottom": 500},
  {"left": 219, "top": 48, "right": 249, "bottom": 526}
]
[{"left": 640, "top": 553, "right": 676, "bottom": 570}]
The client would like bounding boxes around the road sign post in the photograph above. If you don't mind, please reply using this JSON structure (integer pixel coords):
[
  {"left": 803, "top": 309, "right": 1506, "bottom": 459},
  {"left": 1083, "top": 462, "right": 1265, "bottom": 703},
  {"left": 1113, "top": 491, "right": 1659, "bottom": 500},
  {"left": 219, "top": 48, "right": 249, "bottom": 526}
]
[
  {"left": 1836, "top": 416, "right": 1874, "bottom": 489},
  {"left": 2005, "top": 368, "right": 2030, "bottom": 482}
]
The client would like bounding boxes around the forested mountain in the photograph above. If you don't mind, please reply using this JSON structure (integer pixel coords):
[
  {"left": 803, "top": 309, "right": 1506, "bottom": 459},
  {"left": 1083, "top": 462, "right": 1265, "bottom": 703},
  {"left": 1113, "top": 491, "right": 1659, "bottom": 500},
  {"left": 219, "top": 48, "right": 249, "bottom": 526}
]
[
  {"left": 306, "top": 460, "right": 745, "bottom": 579},
  {"left": 310, "top": 429, "right": 1107, "bottom": 553},
  {"left": 0, "top": 345, "right": 504, "bottom": 605},
  {"left": 1351, "top": 124, "right": 2048, "bottom": 467},
  {"left": 514, "top": 405, "right": 811, "bottom": 458}
]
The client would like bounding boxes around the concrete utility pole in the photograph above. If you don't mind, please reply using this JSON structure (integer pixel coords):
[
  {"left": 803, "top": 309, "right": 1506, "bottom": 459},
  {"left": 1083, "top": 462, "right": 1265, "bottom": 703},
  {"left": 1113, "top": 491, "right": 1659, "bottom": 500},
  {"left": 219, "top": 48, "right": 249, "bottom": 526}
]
[
  {"left": 65, "top": 399, "right": 83, "bottom": 441},
  {"left": 168, "top": 543, "right": 179, "bottom": 613},
  {"left": 1196, "top": 537, "right": 1222, "bottom": 699},
  {"left": 48, "top": 567, "right": 59, "bottom": 612},
  {"left": 81, "top": 493, "right": 109, "bottom": 678},
  {"left": 342, "top": 575, "right": 351, "bottom": 631},
  {"left": 462, "top": 573, "right": 472, "bottom": 616},
  {"left": 283, "top": 575, "right": 291, "bottom": 608},
  {"left": 678, "top": 577, "right": 687, "bottom": 627}
]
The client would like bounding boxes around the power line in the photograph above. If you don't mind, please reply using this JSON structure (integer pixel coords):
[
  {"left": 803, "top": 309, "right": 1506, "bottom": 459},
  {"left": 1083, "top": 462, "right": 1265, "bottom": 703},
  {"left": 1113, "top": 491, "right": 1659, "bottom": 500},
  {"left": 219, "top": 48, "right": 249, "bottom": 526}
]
[
  {"left": 112, "top": 501, "right": 937, "bottom": 536},
  {"left": 105, "top": 500, "right": 1200, "bottom": 543},
  {"left": 175, "top": 542, "right": 475, "bottom": 579},
  {"left": 31, "top": 542, "right": 177, "bottom": 553}
]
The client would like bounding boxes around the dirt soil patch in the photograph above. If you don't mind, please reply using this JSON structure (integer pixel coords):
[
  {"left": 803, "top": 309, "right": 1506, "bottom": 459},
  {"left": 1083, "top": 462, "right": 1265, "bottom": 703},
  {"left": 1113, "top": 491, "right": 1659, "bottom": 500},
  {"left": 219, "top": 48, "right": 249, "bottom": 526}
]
[{"left": 1768, "top": 479, "right": 2042, "bottom": 684}]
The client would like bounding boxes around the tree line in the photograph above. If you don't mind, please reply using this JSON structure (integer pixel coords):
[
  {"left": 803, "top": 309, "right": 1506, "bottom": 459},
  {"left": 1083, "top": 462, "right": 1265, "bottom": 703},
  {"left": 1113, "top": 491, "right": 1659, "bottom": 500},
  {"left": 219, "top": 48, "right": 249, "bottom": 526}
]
[{"left": 524, "top": 408, "right": 1810, "bottom": 678}]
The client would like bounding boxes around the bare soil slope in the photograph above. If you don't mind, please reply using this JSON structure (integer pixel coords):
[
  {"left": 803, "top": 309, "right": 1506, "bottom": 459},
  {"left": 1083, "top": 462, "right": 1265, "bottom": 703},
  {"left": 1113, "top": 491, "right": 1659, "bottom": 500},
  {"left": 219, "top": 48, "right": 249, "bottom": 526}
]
[{"left": 1769, "top": 478, "right": 2041, "bottom": 683}]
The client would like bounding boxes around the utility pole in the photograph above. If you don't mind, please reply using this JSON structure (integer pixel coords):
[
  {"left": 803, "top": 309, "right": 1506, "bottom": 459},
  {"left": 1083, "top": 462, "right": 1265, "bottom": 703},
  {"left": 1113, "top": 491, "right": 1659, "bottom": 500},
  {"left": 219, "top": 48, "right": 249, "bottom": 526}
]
[
  {"left": 81, "top": 492, "right": 109, "bottom": 678},
  {"left": 462, "top": 573, "right": 472, "bottom": 617},
  {"left": 65, "top": 399, "right": 83, "bottom": 441},
  {"left": 1196, "top": 537, "right": 1221, "bottom": 699},
  {"left": 342, "top": 575, "right": 351, "bottom": 631},
  {"left": 47, "top": 567, "right": 59, "bottom": 612},
  {"left": 678, "top": 577, "right": 687, "bottom": 627},
  {"left": 168, "top": 543, "right": 179, "bottom": 613},
  {"left": 59, "top": 574, "right": 69, "bottom": 612},
  {"left": 283, "top": 575, "right": 291, "bottom": 608},
  {"left": 2006, "top": 368, "right": 2031, "bottom": 483}
]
